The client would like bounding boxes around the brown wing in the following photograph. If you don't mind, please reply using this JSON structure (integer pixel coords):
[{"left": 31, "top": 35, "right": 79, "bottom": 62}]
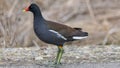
[
  {"left": 73, "top": 28, "right": 82, "bottom": 30},
  {"left": 45, "top": 21, "right": 77, "bottom": 37}
]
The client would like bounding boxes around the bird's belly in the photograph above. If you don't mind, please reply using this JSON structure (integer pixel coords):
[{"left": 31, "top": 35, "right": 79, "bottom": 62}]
[{"left": 34, "top": 30, "right": 65, "bottom": 45}]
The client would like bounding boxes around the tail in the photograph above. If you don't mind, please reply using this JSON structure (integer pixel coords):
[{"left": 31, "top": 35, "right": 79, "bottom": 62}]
[
  {"left": 72, "top": 28, "right": 88, "bottom": 40},
  {"left": 66, "top": 28, "right": 88, "bottom": 41},
  {"left": 72, "top": 32, "right": 88, "bottom": 40}
]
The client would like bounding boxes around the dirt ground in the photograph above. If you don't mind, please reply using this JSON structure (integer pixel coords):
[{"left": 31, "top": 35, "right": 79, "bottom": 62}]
[
  {"left": 0, "top": 45, "right": 120, "bottom": 67},
  {"left": 0, "top": 63, "right": 120, "bottom": 68}
]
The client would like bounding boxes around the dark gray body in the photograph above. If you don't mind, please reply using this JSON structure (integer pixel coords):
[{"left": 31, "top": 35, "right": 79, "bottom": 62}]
[
  {"left": 29, "top": 4, "right": 88, "bottom": 46},
  {"left": 34, "top": 19, "right": 66, "bottom": 45}
]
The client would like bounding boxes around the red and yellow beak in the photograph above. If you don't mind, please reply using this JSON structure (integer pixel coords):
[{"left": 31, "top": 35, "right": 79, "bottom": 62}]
[{"left": 23, "top": 6, "right": 29, "bottom": 12}]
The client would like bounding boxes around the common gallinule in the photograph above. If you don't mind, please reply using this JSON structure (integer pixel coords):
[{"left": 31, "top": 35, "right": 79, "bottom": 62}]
[{"left": 23, "top": 3, "right": 88, "bottom": 64}]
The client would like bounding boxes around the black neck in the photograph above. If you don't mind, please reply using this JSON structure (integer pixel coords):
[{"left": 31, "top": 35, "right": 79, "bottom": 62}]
[
  {"left": 31, "top": 7, "right": 46, "bottom": 26},
  {"left": 31, "top": 8, "right": 47, "bottom": 29},
  {"left": 32, "top": 9, "right": 43, "bottom": 20}
]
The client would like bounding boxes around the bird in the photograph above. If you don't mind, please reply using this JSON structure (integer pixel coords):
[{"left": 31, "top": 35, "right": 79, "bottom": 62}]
[{"left": 23, "top": 3, "right": 88, "bottom": 64}]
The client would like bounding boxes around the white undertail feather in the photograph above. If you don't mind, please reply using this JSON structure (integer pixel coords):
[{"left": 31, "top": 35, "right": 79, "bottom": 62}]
[{"left": 72, "top": 36, "right": 88, "bottom": 39}]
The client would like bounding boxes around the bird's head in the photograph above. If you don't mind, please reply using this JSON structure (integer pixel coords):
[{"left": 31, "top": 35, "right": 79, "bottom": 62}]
[{"left": 23, "top": 3, "right": 39, "bottom": 12}]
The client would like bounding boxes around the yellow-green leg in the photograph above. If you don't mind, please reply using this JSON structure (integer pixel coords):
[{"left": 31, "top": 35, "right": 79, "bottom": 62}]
[{"left": 55, "top": 45, "right": 64, "bottom": 64}]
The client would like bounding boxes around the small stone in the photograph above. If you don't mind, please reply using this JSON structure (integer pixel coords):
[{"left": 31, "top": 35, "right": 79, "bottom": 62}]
[
  {"left": 35, "top": 56, "right": 43, "bottom": 60},
  {"left": 75, "top": 56, "right": 80, "bottom": 59}
]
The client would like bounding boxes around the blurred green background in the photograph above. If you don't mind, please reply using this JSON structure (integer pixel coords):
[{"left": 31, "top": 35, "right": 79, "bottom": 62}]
[{"left": 0, "top": 0, "right": 120, "bottom": 47}]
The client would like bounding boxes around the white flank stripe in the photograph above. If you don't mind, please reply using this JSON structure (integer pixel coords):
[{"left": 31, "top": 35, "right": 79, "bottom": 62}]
[
  {"left": 49, "top": 30, "right": 67, "bottom": 40},
  {"left": 73, "top": 36, "right": 88, "bottom": 39}
]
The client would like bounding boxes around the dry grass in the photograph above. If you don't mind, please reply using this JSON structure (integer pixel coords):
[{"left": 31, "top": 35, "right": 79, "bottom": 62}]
[{"left": 0, "top": 0, "right": 120, "bottom": 47}]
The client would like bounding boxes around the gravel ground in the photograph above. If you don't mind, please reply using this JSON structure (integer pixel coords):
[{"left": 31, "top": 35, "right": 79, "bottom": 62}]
[
  {"left": 0, "top": 63, "right": 120, "bottom": 68},
  {"left": 0, "top": 45, "right": 120, "bottom": 65}
]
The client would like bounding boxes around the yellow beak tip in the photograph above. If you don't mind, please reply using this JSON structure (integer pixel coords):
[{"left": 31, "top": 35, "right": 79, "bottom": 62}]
[{"left": 22, "top": 9, "right": 26, "bottom": 12}]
